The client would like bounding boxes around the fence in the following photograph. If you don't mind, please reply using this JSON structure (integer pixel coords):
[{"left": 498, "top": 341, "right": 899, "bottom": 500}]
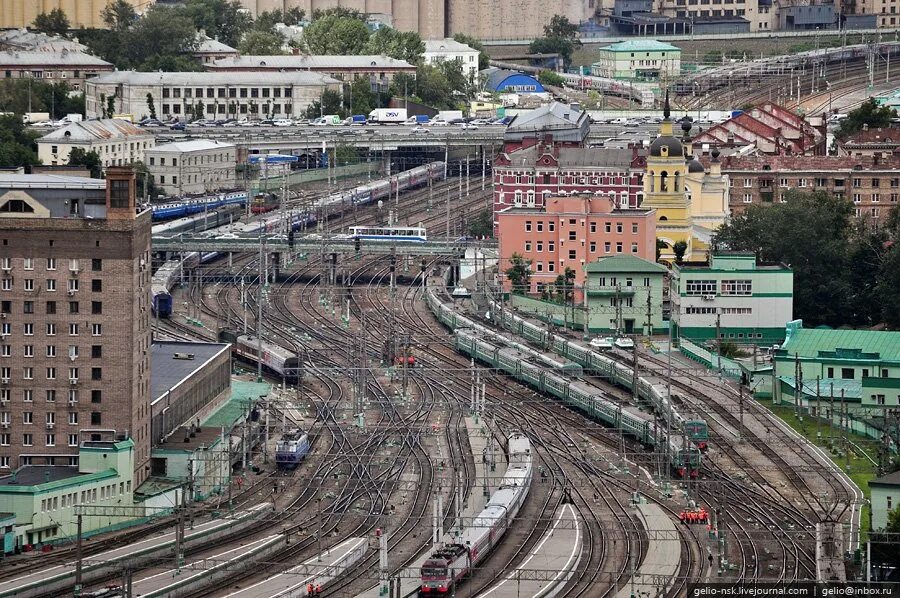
[{"left": 678, "top": 337, "right": 743, "bottom": 378}]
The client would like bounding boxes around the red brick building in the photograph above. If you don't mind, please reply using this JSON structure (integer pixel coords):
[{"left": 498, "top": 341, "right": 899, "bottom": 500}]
[
  {"left": 836, "top": 125, "right": 900, "bottom": 158},
  {"left": 497, "top": 195, "right": 657, "bottom": 297},
  {"left": 693, "top": 102, "right": 826, "bottom": 155},
  {"left": 492, "top": 140, "right": 645, "bottom": 233}
]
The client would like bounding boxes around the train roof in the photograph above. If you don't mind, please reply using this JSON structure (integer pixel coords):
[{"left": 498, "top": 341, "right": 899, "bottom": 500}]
[
  {"left": 507, "top": 433, "right": 531, "bottom": 457},
  {"left": 236, "top": 335, "right": 299, "bottom": 361},
  {"left": 499, "top": 464, "right": 531, "bottom": 489}
]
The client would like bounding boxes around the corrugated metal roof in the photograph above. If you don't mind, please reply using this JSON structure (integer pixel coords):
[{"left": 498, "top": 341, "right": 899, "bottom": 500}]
[
  {"left": 210, "top": 55, "right": 413, "bottom": 69},
  {"left": 150, "top": 139, "right": 236, "bottom": 154},
  {"left": 0, "top": 50, "right": 111, "bottom": 67},
  {"left": 90, "top": 70, "right": 340, "bottom": 86},
  {"left": 424, "top": 38, "right": 477, "bottom": 54},
  {"left": 0, "top": 174, "right": 105, "bottom": 189},
  {"left": 585, "top": 255, "right": 668, "bottom": 273},
  {"left": 781, "top": 328, "right": 900, "bottom": 362},
  {"left": 778, "top": 376, "right": 862, "bottom": 398},
  {"left": 38, "top": 119, "right": 153, "bottom": 143},
  {"left": 507, "top": 102, "right": 585, "bottom": 130},
  {"left": 194, "top": 36, "right": 238, "bottom": 54},
  {"left": 0, "top": 30, "right": 87, "bottom": 53}
]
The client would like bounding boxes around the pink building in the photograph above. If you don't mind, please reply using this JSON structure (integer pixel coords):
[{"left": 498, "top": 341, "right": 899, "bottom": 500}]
[
  {"left": 492, "top": 139, "right": 646, "bottom": 233},
  {"left": 498, "top": 195, "right": 657, "bottom": 296}
]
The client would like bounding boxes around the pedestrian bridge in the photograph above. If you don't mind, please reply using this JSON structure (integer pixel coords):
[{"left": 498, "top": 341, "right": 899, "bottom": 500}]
[{"left": 152, "top": 232, "right": 497, "bottom": 256}]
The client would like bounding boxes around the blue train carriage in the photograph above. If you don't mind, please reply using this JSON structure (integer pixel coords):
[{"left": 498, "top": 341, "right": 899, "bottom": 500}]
[
  {"left": 275, "top": 429, "right": 310, "bottom": 469},
  {"left": 349, "top": 226, "right": 427, "bottom": 242}
]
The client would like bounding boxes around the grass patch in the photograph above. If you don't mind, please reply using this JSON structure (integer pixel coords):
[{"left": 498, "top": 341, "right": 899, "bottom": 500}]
[{"left": 758, "top": 398, "right": 877, "bottom": 541}]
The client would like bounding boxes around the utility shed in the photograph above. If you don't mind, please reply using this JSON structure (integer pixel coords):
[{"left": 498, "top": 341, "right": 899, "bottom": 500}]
[{"left": 869, "top": 470, "right": 900, "bottom": 531}]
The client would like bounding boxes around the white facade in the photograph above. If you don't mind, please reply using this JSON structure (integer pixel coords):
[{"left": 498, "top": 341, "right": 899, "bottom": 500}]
[
  {"left": 423, "top": 39, "right": 480, "bottom": 80},
  {"left": 145, "top": 139, "right": 237, "bottom": 196},
  {"left": 36, "top": 119, "right": 156, "bottom": 169},
  {"left": 84, "top": 71, "right": 342, "bottom": 122}
]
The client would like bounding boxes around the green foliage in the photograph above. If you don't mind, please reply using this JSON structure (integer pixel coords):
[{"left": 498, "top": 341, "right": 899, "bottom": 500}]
[
  {"left": 177, "top": 0, "right": 252, "bottom": 48},
  {"left": 467, "top": 208, "right": 493, "bottom": 238},
  {"left": 333, "top": 143, "right": 358, "bottom": 166},
  {"left": 656, "top": 238, "right": 667, "bottom": 262},
  {"left": 106, "top": 95, "right": 116, "bottom": 119},
  {"left": 365, "top": 27, "right": 424, "bottom": 64},
  {"left": 0, "top": 80, "right": 84, "bottom": 119},
  {"left": 33, "top": 8, "right": 70, "bottom": 36},
  {"left": 712, "top": 191, "right": 900, "bottom": 328},
  {"left": 344, "top": 77, "right": 378, "bottom": 116},
  {"left": 505, "top": 253, "right": 532, "bottom": 295},
  {"left": 529, "top": 14, "right": 581, "bottom": 67},
  {"left": 452, "top": 33, "right": 490, "bottom": 70},
  {"left": 101, "top": 0, "right": 137, "bottom": 30},
  {"left": 0, "top": 114, "right": 40, "bottom": 171},
  {"left": 311, "top": 7, "right": 364, "bottom": 20},
  {"left": 254, "top": 8, "right": 306, "bottom": 33},
  {"left": 538, "top": 70, "right": 565, "bottom": 87},
  {"left": 673, "top": 240, "right": 688, "bottom": 264},
  {"left": 553, "top": 267, "right": 577, "bottom": 304},
  {"left": 238, "top": 30, "right": 285, "bottom": 55},
  {"left": 836, "top": 98, "right": 897, "bottom": 138},
  {"left": 146, "top": 93, "right": 156, "bottom": 120},
  {"left": 68, "top": 148, "right": 102, "bottom": 178},
  {"left": 301, "top": 13, "right": 369, "bottom": 55},
  {"left": 305, "top": 89, "right": 344, "bottom": 119},
  {"left": 131, "top": 161, "right": 159, "bottom": 200}
]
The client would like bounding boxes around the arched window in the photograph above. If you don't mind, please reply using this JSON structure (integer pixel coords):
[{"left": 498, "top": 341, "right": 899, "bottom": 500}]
[
  {"left": 674, "top": 171, "right": 681, "bottom": 192},
  {"left": 649, "top": 171, "right": 655, "bottom": 192},
  {"left": 660, "top": 216, "right": 668, "bottom": 221},
  {"left": 660, "top": 171, "right": 669, "bottom": 192}
]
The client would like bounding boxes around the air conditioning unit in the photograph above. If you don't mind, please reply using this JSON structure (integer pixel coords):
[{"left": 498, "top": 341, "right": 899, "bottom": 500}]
[
  {"left": 67, "top": 290, "right": 76, "bottom": 296},
  {"left": 0, "top": 378, "right": 9, "bottom": 385},
  {"left": 69, "top": 378, "right": 78, "bottom": 385},
  {"left": 702, "top": 295, "right": 715, "bottom": 301},
  {"left": 67, "top": 399, "right": 78, "bottom": 406},
  {"left": 0, "top": 423, "right": 8, "bottom": 429},
  {"left": 46, "top": 423, "right": 54, "bottom": 430}
]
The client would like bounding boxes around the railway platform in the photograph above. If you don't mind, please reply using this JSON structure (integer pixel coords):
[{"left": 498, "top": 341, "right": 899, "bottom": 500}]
[
  {"left": 357, "top": 416, "right": 508, "bottom": 597},
  {"left": 479, "top": 502, "right": 583, "bottom": 598},
  {"left": 614, "top": 497, "right": 680, "bottom": 598}
]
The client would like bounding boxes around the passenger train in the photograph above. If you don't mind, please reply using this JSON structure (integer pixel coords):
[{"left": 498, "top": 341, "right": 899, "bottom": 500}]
[
  {"left": 149, "top": 191, "right": 248, "bottom": 221},
  {"left": 420, "top": 433, "right": 532, "bottom": 595},
  {"left": 349, "top": 226, "right": 427, "bottom": 242},
  {"left": 232, "top": 335, "right": 303, "bottom": 380},
  {"left": 151, "top": 205, "right": 244, "bottom": 236},
  {"left": 275, "top": 429, "right": 310, "bottom": 469}
]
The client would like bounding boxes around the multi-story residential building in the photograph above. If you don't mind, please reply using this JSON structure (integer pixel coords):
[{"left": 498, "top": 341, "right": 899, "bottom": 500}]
[
  {"left": 192, "top": 35, "right": 240, "bottom": 65},
  {"left": 0, "top": 439, "right": 134, "bottom": 548},
  {"left": 591, "top": 40, "right": 681, "bottom": 81},
  {"left": 692, "top": 102, "right": 826, "bottom": 155},
  {"left": 208, "top": 55, "right": 416, "bottom": 92},
  {"left": 144, "top": 140, "right": 237, "bottom": 196},
  {"left": 719, "top": 154, "right": 899, "bottom": 224},
  {"left": 0, "top": 30, "right": 88, "bottom": 53},
  {"left": 0, "top": 169, "right": 152, "bottom": 486},
  {"left": 772, "top": 321, "right": 900, "bottom": 424},
  {"left": 835, "top": 124, "right": 900, "bottom": 158},
  {"left": 583, "top": 255, "right": 668, "bottom": 335},
  {"left": 493, "top": 142, "right": 644, "bottom": 232},
  {"left": 0, "top": 0, "right": 147, "bottom": 29},
  {"left": 36, "top": 119, "right": 156, "bottom": 170},
  {"left": 670, "top": 252, "right": 793, "bottom": 345},
  {"left": 0, "top": 51, "right": 113, "bottom": 90},
  {"left": 423, "top": 38, "right": 480, "bottom": 79},
  {"left": 497, "top": 195, "right": 657, "bottom": 297},
  {"left": 84, "top": 71, "right": 342, "bottom": 122}
]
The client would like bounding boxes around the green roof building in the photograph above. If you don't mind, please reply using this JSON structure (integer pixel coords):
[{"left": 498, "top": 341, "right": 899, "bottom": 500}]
[
  {"left": 584, "top": 255, "right": 668, "bottom": 335},
  {"left": 773, "top": 322, "right": 900, "bottom": 445},
  {"left": 591, "top": 40, "right": 681, "bottom": 81}
]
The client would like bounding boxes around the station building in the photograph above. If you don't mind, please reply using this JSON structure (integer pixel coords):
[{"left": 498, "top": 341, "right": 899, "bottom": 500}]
[
  {"left": 0, "top": 439, "right": 135, "bottom": 549},
  {"left": 670, "top": 252, "right": 794, "bottom": 346},
  {"left": 482, "top": 69, "right": 545, "bottom": 94},
  {"left": 591, "top": 40, "right": 681, "bottom": 81},
  {"left": 773, "top": 322, "right": 900, "bottom": 424},
  {"left": 144, "top": 139, "right": 237, "bottom": 196},
  {"left": 583, "top": 255, "right": 668, "bottom": 335}
]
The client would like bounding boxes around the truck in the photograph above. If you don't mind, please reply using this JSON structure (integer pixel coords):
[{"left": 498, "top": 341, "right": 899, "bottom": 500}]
[
  {"left": 23, "top": 112, "right": 51, "bottom": 124},
  {"left": 404, "top": 115, "right": 430, "bottom": 125},
  {"left": 312, "top": 114, "right": 341, "bottom": 126},
  {"left": 367, "top": 108, "right": 407, "bottom": 124},
  {"left": 432, "top": 110, "right": 464, "bottom": 124},
  {"left": 344, "top": 114, "right": 367, "bottom": 125}
]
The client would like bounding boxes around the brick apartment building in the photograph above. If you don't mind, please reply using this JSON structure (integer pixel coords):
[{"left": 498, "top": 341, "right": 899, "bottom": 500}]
[
  {"left": 497, "top": 194, "right": 657, "bottom": 297},
  {"left": 720, "top": 154, "right": 900, "bottom": 223},
  {"left": 836, "top": 125, "right": 900, "bottom": 158},
  {"left": 692, "top": 102, "right": 826, "bottom": 156},
  {"left": 0, "top": 169, "right": 152, "bottom": 485}
]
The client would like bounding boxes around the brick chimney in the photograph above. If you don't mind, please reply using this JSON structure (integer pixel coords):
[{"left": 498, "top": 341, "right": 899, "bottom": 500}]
[{"left": 105, "top": 166, "right": 137, "bottom": 221}]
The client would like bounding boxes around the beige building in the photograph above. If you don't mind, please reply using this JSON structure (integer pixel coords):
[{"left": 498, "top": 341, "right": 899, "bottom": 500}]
[
  {"left": 0, "top": 168, "right": 152, "bottom": 486},
  {"left": 423, "top": 38, "right": 480, "bottom": 79},
  {"left": 0, "top": 0, "right": 148, "bottom": 29},
  {"left": 85, "top": 71, "right": 341, "bottom": 121},
  {"left": 0, "top": 50, "right": 113, "bottom": 91},
  {"left": 145, "top": 139, "right": 237, "bottom": 196},
  {"left": 36, "top": 119, "right": 156, "bottom": 169}
]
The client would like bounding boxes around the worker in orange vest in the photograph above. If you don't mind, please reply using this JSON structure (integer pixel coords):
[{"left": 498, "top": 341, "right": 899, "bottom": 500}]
[
  {"left": 315, "top": 583, "right": 322, "bottom": 595},
  {"left": 307, "top": 583, "right": 314, "bottom": 596}
]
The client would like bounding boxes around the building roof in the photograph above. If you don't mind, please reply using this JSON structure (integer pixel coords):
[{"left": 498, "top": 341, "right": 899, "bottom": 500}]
[
  {"left": 37, "top": 119, "right": 152, "bottom": 144},
  {"left": 0, "top": 466, "right": 82, "bottom": 486},
  {"left": 89, "top": 70, "right": 340, "bottom": 86},
  {"left": 151, "top": 341, "right": 230, "bottom": 405},
  {"left": 585, "top": 255, "right": 668, "bottom": 274},
  {"left": 600, "top": 39, "right": 680, "bottom": 52},
  {"left": 134, "top": 476, "right": 185, "bottom": 500},
  {"left": 496, "top": 144, "right": 633, "bottom": 169},
  {"left": 693, "top": 102, "right": 823, "bottom": 155},
  {"left": 0, "top": 29, "right": 87, "bottom": 53},
  {"left": 424, "top": 38, "right": 477, "bottom": 54},
  {"left": 780, "top": 327, "right": 900, "bottom": 363},
  {"left": 0, "top": 50, "right": 112, "bottom": 68},
  {"left": 0, "top": 174, "right": 106, "bottom": 190},
  {"left": 778, "top": 376, "right": 862, "bottom": 399},
  {"left": 869, "top": 470, "right": 900, "bottom": 488},
  {"left": 719, "top": 153, "right": 900, "bottom": 171},
  {"left": 150, "top": 139, "right": 236, "bottom": 154},
  {"left": 156, "top": 425, "right": 224, "bottom": 452},
  {"left": 194, "top": 36, "right": 238, "bottom": 55},
  {"left": 838, "top": 126, "right": 900, "bottom": 147},
  {"left": 210, "top": 55, "right": 414, "bottom": 70},
  {"left": 483, "top": 68, "right": 544, "bottom": 92}
]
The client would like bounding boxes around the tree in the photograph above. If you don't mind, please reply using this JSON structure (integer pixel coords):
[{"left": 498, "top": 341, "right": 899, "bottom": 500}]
[
  {"left": 311, "top": 7, "right": 364, "bottom": 20},
  {"left": 0, "top": 80, "right": 83, "bottom": 119},
  {"left": 505, "top": 253, "right": 532, "bottom": 294},
  {"left": 836, "top": 98, "right": 896, "bottom": 138},
  {"left": 177, "top": 0, "right": 252, "bottom": 48},
  {"left": 452, "top": 33, "right": 490, "bottom": 70},
  {"left": 467, "top": 208, "right": 493, "bottom": 238},
  {"left": 553, "top": 267, "right": 576, "bottom": 304},
  {"left": 33, "top": 9, "right": 70, "bottom": 36},
  {"left": 538, "top": 70, "right": 565, "bottom": 87},
  {"left": 301, "top": 13, "right": 370, "bottom": 55},
  {"left": 68, "top": 148, "right": 102, "bottom": 178},
  {"left": 131, "top": 161, "right": 159, "bottom": 200},
  {"left": 344, "top": 77, "right": 378, "bottom": 116},
  {"left": 0, "top": 114, "right": 40, "bottom": 171},
  {"left": 238, "top": 30, "right": 285, "bottom": 55},
  {"left": 673, "top": 240, "right": 688, "bottom": 264},
  {"left": 146, "top": 93, "right": 157, "bottom": 120},
  {"left": 529, "top": 14, "right": 581, "bottom": 68},
  {"left": 254, "top": 8, "right": 306, "bottom": 33},
  {"left": 365, "top": 27, "right": 424, "bottom": 64},
  {"left": 106, "top": 94, "right": 116, "bottom": 119},
  {"left": 306, "top": 89, "right": 344, "bottom": 119},
  {"left": 101, "top": 0, "right": 137, "bottom": 30},
  {"left": 544, "top": 14, "right": 580, "bottom": 38},
  {"left": 656, "top": 239, "right": 667, "bottom": 262},
  {"left": 334, "top": 143, "right": 358, "bottom": 166}
]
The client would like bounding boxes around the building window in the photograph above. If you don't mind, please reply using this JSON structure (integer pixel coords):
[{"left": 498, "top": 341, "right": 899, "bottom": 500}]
[
  {"left": 91, "top": 324, "right": 102, "bottom": 336},
  {"left": 743, "top": 178, "right": 752, "bottom": 188},
  {"left": 568, "top": 250, "right": 576, "bottom": 260},
  {"left": 91, "top": 345, "right": 102, "bottom": 358},
  {"left": 90, "top": 412, "right": 101, "bottom": 425},
  {"left": 743, "top": 193, "right": 753, "bottom": 203},
  {"left": 631, "top": 243, "right": 638, "bottom": 253},
  {"left": 91, "top": 367, "right": 101, "bottom": 381},
  {"left": 686, "top": 280, "right": 717, "bottom": 295},
  {"left": 46, "top": 280, "right": 56, "bottom": 292},
  {"left": 720, "top": 280, "right": 752, "bottom": 295},
  {"left": 109, "top": 179, "right": 130, "bottom": 209},
  {"left": 841, "top": 368, "right": 854, "bottom": 379},
  {"left": 91, "top": 279, "right": 102, "bottom": 292},
  {"left": 91, "top": 390, "right": 101, "bottom": 403},
  {"left": 91, "top": 301, "right": 102, "bottom": 315},
  {"left": 616, "top": 242, "right": 623, "bottom": 253},
  {"left": 91, "top": 259, "right": 102, "bottom": 272},
  {"left": 525, "top": 220, "right": 532, "bottom": 232}
]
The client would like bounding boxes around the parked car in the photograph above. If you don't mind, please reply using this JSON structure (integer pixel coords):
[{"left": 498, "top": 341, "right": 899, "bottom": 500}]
[
  {"left": 457, "top": 122, "right": 479, "bottom": 130},
  {"left": 614, "top": 337, "right": 635, "bottom": 350},
  {"left": 170, "top": 122, "right": 186, "bottom": 131},
  {"left": 428, "top": 120, "right": 449, "bottom": 127},
  {"left": 273, "top": 119, "right": 293, "bottom": 127},
  {"left": 589, "top": 337, "right": 614, "bottom": 350}
]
